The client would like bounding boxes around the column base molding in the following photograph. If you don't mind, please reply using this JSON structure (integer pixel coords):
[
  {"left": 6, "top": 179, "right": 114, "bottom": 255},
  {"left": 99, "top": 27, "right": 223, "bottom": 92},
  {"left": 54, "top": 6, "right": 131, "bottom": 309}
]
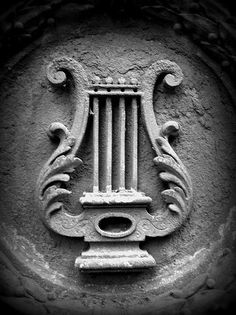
[{"left": 75, "top": 242, "right": 156, "bottom": 272}]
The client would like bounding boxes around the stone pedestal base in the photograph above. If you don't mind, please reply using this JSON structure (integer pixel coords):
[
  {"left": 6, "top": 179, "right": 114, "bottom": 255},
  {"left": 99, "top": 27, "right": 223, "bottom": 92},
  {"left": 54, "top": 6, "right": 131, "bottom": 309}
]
[{"left": 75, "top": 242, "right": 156, "bottom": 272}]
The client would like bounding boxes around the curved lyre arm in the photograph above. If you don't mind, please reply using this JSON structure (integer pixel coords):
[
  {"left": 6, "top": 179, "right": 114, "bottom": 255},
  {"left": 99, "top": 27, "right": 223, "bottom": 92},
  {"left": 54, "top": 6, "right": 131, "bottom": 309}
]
[
  {"left": 36, "top": 57, "right": 90, "bottom": 236},
  {"left": 139, "top": 60, "right": 193, "bottom": 236}
]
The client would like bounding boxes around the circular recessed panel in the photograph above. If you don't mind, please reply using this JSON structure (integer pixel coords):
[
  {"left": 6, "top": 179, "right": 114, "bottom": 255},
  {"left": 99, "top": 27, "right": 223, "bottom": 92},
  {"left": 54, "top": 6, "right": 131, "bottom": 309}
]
[{"left": 0, "top": 1, "right": 235, "bottom": 314}]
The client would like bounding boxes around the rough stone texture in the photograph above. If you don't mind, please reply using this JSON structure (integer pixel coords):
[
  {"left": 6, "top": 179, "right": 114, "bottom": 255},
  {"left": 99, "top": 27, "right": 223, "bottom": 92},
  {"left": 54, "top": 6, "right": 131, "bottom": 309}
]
[
  {"left": 36, "top": 57, "right": 193, "bottom": 271},
  {"left": 0, "top": 0, "right": 236, "bottom": 314}
]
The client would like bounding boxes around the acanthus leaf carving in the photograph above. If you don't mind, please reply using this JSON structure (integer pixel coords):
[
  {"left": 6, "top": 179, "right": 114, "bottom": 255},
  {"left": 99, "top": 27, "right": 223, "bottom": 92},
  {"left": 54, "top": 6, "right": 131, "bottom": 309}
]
[
  {"left": 140, "top": 60, "right": 193, "bottom": 237},
  {"left": 36, "top": 57, "right": 89, "bottom": 234}
]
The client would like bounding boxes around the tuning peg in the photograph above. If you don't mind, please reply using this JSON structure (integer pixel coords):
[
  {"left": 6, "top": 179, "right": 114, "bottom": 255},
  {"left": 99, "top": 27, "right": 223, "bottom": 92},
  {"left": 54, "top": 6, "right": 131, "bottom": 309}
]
[
  {"left": 118, "top": 77, "right": 126, "bottom": 84},
  {"left": 93, "top": 76, "right": 101, "bottom": 84},
  {"left": 130, "top": 78, "right": 138, "bottom": 85},
  {"left": 105, "top": 77, "right": 113, "bottom": 84}
]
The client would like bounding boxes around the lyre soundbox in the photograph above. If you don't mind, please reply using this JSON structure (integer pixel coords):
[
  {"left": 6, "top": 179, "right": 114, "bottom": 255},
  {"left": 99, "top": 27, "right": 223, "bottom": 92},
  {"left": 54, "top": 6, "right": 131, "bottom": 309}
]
[{"left": 36, "top": 57, "right": 193, "bottom": 272}]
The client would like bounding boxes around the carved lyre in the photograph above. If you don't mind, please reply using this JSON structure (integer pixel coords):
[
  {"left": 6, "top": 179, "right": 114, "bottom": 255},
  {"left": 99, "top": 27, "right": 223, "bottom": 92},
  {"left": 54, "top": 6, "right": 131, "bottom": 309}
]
[{"left": 36, "top": 57, "right": 193, "bottom": 272}]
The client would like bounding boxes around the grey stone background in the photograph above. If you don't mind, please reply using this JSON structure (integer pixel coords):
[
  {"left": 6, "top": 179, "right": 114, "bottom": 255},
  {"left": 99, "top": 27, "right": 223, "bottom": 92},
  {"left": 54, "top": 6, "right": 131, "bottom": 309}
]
[{"left": 0, "top": 1, "right": 236, "bottom": 314}]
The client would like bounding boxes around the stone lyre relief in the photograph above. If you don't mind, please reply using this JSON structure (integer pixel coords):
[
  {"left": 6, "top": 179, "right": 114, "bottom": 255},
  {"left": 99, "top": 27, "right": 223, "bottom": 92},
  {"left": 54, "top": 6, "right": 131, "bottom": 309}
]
[{"left": 36, "top": 57, "right": 193, "bottom": 272}]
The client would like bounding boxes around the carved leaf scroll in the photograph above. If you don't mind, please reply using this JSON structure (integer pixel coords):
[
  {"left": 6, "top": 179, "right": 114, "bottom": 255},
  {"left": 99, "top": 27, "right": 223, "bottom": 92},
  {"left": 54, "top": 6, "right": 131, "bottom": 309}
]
[
  {"left": 139, "top": 60, "right": 193, "bottom": 236},
  {"left": 36, "top": 57, "right": 89, "bottom": 235}
]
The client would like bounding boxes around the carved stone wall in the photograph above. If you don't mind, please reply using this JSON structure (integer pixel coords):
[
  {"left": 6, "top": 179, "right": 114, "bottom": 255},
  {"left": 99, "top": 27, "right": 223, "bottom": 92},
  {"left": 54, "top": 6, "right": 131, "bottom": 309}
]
[{"left": 0, "top": 1, "right": 236, "bottom": 314}]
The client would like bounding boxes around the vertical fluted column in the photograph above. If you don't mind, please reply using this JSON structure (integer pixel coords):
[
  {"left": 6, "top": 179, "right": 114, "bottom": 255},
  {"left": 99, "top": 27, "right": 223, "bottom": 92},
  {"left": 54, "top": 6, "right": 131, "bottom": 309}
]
[
  {"left": 118, "top": 97, "right": 126, "bottom": 190},
  {"left": 93, "top": 97, "right": 99, "bottom": 193},
  {"left": 105, "top": 97, "right": 112, "bottom": 192},
  {"left": 131, "top": 97, "right": 138, "bottom": 190}
]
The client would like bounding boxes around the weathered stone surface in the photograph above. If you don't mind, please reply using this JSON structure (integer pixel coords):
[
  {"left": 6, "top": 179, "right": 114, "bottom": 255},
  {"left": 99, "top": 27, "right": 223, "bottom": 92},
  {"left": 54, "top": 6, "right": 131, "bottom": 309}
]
[
  {"left": 206, "top": 278, "right": 215, "bottom": 289},
  {"left": 170, "top": 289, "right": 185, "bottom": 299},
  {"left": 182, "top": 273, "right": 208, "bottom": 298},
  {"left": 0, "top": 268, "right": 24, "bottom": 297},
  {"left": 131, "top": 296, "right": 186, "bottom": 315},
  {"left": 0, "top": 0, "right": 236, "bottom": 314},
  {"left": 1, "top": 297, "right": 47, "bottom": 315},
  {"left": 182, "top": 289, "right": 228, "bottom": 315},
  {"left": 45, "top": 300, "right": 94, "bottom": 315},
  {"left": 20, "top": 277, "right": 47, "bottom": 302}
]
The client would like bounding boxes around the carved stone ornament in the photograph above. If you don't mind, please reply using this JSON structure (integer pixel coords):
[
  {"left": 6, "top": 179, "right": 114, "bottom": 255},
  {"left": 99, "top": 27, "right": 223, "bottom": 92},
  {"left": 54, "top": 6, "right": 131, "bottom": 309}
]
[{"left": 36, "top": 57, "right": 193, "bottom": 272}]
